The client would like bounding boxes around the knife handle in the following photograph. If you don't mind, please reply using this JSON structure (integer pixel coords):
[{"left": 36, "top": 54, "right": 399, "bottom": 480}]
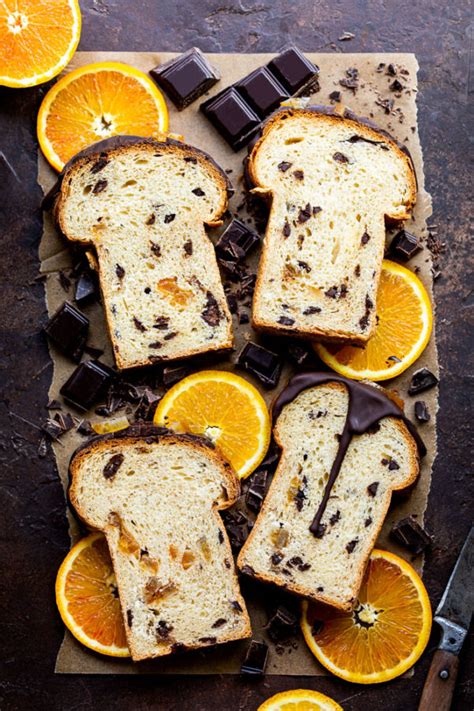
[{"left": 418, "top": 649, "right": 459, "bottom": 711}]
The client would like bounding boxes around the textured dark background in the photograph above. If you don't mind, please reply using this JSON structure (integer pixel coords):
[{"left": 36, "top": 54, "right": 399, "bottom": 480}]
[{"left": 0, "top": 1, "right": 472, "bottom": 709}]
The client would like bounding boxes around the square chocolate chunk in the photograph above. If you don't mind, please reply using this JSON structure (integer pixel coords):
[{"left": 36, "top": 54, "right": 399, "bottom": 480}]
[
  {"left": 44, "top": 302, "right": 89, "bottom": 362},
  {"left": 240, "top": 640, "right": 268, "bottom": 675},
  {"left": 236, "top": 67, "right": 290, "bottom": 118},
  {"left": 267, "top": 46, "right": 319, "bottom": 94},
  {"left": 150, "top": 48, "right": 219, "bottom": 110},
  {"left": 215, "top": 218, "right": 260, "bottom": 262},
  {"left": 60, "top": 360, "right": 115, "bottom": 411},
  {"left": 201, "top": 87, "right": 261, "bottom": 151},
  {"left": 237, "top": 342, "right": 282, "bottom": 388}
]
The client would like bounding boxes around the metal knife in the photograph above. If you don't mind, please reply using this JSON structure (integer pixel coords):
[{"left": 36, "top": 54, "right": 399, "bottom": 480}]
[{"left": 418, "top": 527, "right": 473, "bottom": 711}]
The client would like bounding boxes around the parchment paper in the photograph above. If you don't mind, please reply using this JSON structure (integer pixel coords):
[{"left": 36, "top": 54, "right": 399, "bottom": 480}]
[{"left": 38, "top": 52, "right": 437, "bottom": 675}]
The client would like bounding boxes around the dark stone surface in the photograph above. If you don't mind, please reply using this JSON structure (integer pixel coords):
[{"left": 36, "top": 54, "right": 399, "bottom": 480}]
[{"left": 0, "top": 1, "right": 472, "bottom": 709}]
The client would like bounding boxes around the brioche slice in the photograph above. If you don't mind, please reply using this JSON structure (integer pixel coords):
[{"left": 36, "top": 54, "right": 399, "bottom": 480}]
[
  {"left": 53, "top": 137, "right": 233, "bottom": 369},
  {"left": 238, "top": 375, "right": 420, "bottom": 610},
  {"left": 69, "top": 426, "right": 251, "bottom": 660},
  {"left": 248, "top": 107, "right": 417, "bottom": 343}
]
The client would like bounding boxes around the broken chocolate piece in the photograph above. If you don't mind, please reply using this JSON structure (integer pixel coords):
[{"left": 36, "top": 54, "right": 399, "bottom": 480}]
[
  {"left": 150, "top": 48, "right": 219, "bottom": 110},
  {"left": 237, "top": 342, "right": 282, "bottom": 388},
  {"left": 390, "top": 79, "right": 404, "bottom": 92},
  {"left": 408, "top": 368, "right": 438, "bottom": 395},
  {"left": 75, "top": 271, "right": 97, "bottom": 306},
  {"left": 329, "top": 90, "right": 341, "bottom": 102},
  {"left": 201, "top": 291, "right": 222, "bottom": 327},
  {"left": 134, "top": 387, "right": 160, "bottom": 421},
  {"left": 339, "top": 67, "right": 359, "bottom": 91},
  {"left": 103, "top": 453, "right": 124, "bottom": 480},
  {"left": 414, "top": 401, "right": 430, "bottom": 423},
  {"left": 390, "top": 515, "right": 432, "bottom": 555},
  {"left": 266, "top": 606, "right": 298, "bottom": 641},
  {"left": 44, "top": 302, "right": 89, "bottom": 362},
  {"left": 246, "top": 470, "right": 268, "bottom": 512},
  {"left": 60, "top": 360, "right": 115, "bottom": 411},
  {"left": 388, "top": 229, "right": 422, "bottom": 261},
  {"left": 240, "top": 640, "right": 268, "bottom": 675},
  {"left": 215, "top": 218, "right": 259, "bottom": 261}
]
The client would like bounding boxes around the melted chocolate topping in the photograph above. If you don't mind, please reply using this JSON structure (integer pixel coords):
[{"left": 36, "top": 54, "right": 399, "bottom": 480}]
[{"left": 272, "top": 372, "right": 426, "bottom": 537}]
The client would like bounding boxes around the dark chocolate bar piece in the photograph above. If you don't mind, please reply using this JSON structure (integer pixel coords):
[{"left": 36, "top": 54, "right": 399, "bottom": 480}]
[
  {"left": 267, "top": 46, "right": 319, "bottom": 94},
  {"left": 236, "top": 67, "right": 289, "bottom": 118},
  {"left": 390, "top": 515, "right": 433, "bottom": 555},
  {"left": 237, "top": 342, "right": 282, "bottom": 389},
  {"left": 60, "top": 360, "right": 115, "bottom": 411},
  {"left": 240, "top": 640, "right": 268, "bottom": 675},
  {"left": 408, "top": 368, "right": 438, "bottom": 395},
  {"left": 215, "top": 218, "right": 260, "bottom": 262},
  {"left": 44, "top": 302, "right": 89, "bottom": 362},
  {"left": 201, "top": 87, "right": 261, "bottom": 151},
  {"left": 266, "top": 605, "right": 298, "bottom": 641},
  {"left": 162, "top": 365, "right": 190, "bottom": 388},
  {"left": 388, "top": 230, "right": 422, "bottom": 261},
  {"left": 150, "top": 48, "right": 219, "bottom": 110},
  {"left": 201, "top": 46, "right": 318, "bottom": 151}
]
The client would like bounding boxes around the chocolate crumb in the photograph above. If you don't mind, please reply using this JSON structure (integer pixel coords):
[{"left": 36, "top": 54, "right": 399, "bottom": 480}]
[
  {"left": 218, "top": 529, "right": 224, "bottom": 544},
  {"left": 361, "top": 232, "right": 371, "bottom": 245},
  {"left": 354, "top": 264, "right": 361, "bottom": 277},
  {"left": 183, "top": 239, "right": 193, "bottom": 256},
  {"left": 149, "top": 341, "right": 163, "bottom": 349},
  {"left": 90, "top": 157, "right": 108, "bottom": 174},
  {"left": 164, "top": 214, "right": 175, "bottom": 224},
  {"left": 153, "top": 316, "right": 169, "bottom": 330},
  {"left": 325, "top": 286, "right": 338, "bottom": 299},
  {"left": 103, "top": 453, "right": 124, "bottom": 480},
  {"left": 146, "top": 214, "right": 156, "bottom": 226},
  {"left": 278, "top": 316, "right": 295, "bottom": 326},
  {"left": 212, "top": 618, "right": 227, "bottom": 628},
  {"left": 333, "top": 152, "right": 350, "bottom": 164},
  {"left": 271, "top": 552, "right": 284, "bottom": 566},
  {"left": 278, "top": 161, "right": 292, "bottom": 172},
  {"left": 414, "top": 401, "right": 430, "bottom": 423},
  {"left": 329, "top": 90, "right": 341, "bottom": 102},
  {"left": 163, "top": 331, "right": 178, "bottom": 341},
  {"left": 298, "top": 204, "right": 312, "bottom": 223},
  {"left": 133, "top": 317, "right": 147, "bottom": 332},
  {"left": 408, "top": 368, "right": 438, "bottom": 395},
  {"left": 126, "top": 609, "right": 133, "bottom": 627},
  {"left": 192, "top": 187, "right": 205, "bottom": 196},
  {"left": 314, "top": 523, "right": 327, "bottom": 539},
  {"left": 150, "top": 241, "right": 161, "bottom": 258},
  {"left": 92, "top": 179, "right": 108, "bottom": 194},
  {"left": 293, "top": 170, "right": 304, "bottom": 180},
  {"left": 115, "top": 264, "right": 125, "bottom": 280},
  {"left": 230, "top": 600, "right": 243, "bottom": 612},
  {"left": 241, "top": 565, "right": 255, "bottom": 577},
  {"left": 367, "top": 482, "right": 379, "bottom": 497},
  {"left": 346, "top": 539, "right": 358, "bottom": 554},
  {"left": 156, "top": 620, "right": 174, "bottom": 639},
  {"left": 329, "top": 510, "right": 341, "bottom": 526},
  {"left": 388, "top": 459, "right": 400, "bottom": 470},
  {"left": 365, "top": 517, "right": 373, "bottom": 527},
  {"left": 303, "top": 305, "right": 321, "bottom": 315},
  {"left": 390, "top": 515, "right": 433, "bottom": 555},
  {"left": 390, "top": 79, "right": 404, "bottom": 92},
  {"left": 283, "top": 220, "right": 291, "bottom": 238}
]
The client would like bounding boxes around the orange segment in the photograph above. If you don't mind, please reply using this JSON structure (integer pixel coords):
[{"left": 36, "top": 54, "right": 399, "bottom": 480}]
[
  {"left": 0, "top": 0, "right": 81, "bottom": 88},
  {"left": 258, "top": 689, "right": 343, "bottom": 711},
  {"left": 37, "top": 62, "right": 169, "bottom": 171},
  {"left": 301, "top": 549, "right": 432, "bottom": 684},
  {"left": 153, "top": 370, "right": 271, "bottom": 479},
  {"left": 56, "top": 533, "right": 130, "bottom": 657},
  {"left": 315, "top": 260, "right": 433, "bottom": 381}
]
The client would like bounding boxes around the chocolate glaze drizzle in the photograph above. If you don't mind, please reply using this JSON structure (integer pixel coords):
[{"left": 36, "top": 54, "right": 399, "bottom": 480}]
[{"left": 272, "top": 372, "right": 426, "bottom": 537}]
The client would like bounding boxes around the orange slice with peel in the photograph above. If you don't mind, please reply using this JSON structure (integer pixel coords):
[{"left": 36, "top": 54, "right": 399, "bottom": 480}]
[
  {"left": 258, "top": 689, "right": 343, "bottom": 711},
  {"left": 153, "top": 370, "right": 271, "bottom": 479},
  {"left": 301, "top": 549, "right": 432, "bottom": 684},
  {"left": 314, "top": 260, "right": 432, "bottom": 381},
  {"left": 0, "top": 0, "right": 81, "bottom": 88},
  {"left": 38, "top": 61, "right": 169, "bottom": 172},
  {"left": 56, "top": 532, "right": 130, "bottom": 657}
]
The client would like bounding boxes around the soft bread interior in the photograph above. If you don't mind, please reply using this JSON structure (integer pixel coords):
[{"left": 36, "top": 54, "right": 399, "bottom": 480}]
[
  {"left": 70, "top": 435, "right": 251, "bottom": 660},
  {"left": 250, "top": 110, "right": 415, "bottom": 341},
  {"left": 56, "top": 142, "right": 232, "bottom": 369},
  {"left": 238, "top": 383, "right": 418, "bottom": 609}
]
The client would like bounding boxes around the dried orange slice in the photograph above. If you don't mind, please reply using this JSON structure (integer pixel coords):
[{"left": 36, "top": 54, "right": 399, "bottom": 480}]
[
  {"left": 301, "top": 549, "right": 432, "bottom": 684},
  {"left": 153, "top": 370, "right": 271, "bottom": 479},
  {"left": 314, "top": 260, "right": 432, "bottom": 381},
  {"left": 56, "top": 532, "right": 130, "bottom": 657},
  {"left": 0, "top": 0, "right": 81, "bottom": 88},
  {"left": 37, "top": 61, "right": 169, "bottom": 171},
  {"left": 258, "top": 689, "right": 343, "bottom": 711}
]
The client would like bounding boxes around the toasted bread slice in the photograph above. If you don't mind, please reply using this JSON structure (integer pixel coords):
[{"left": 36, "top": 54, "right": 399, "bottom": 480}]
[
  {"left": 53, "top": 137, "right": 233, "bottom": 369},
  {"left": 248, "top": 107, "right": 416, "bottom": 343},
  {"left": 69, "top": 426, "right": 251, "bottom": 660},
  {"left": 238, "top": 379, "right": 419, "bottom": 610}
]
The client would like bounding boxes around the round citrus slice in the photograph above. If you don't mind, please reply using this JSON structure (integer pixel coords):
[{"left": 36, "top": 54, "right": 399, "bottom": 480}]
[
  {"left": 314, "top": 260, "right": 432, "bottom": 381},
  {"left": 38, "top": 61, "right": 169, "bottom": 172},
  {"left": 258, "top": 689, "right": 343, "bottom": 711},
  {"left": 0, "top": 0, "right": 81, "bottom": 88},
  {"left": 153, "top": 370, "right": 271, "bottom": 479},
  {"left": 56, "top": 532, "right": 130, "bottom": 657},
  {"left": 301, "top": 549, "right": 432, "bottom": 684}
]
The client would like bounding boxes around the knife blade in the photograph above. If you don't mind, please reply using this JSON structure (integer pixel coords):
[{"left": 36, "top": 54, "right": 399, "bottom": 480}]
[
  {"left": 418, "top": 527, "right": 473, "bottom": 711},
  {"left": 434, "top": 526, "right": 474, "bottom": 654}
]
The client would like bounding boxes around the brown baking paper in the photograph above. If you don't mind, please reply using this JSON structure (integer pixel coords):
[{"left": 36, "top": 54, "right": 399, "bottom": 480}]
[{"left": 38, "top": 52, "right": 437, "bottom": 675}]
